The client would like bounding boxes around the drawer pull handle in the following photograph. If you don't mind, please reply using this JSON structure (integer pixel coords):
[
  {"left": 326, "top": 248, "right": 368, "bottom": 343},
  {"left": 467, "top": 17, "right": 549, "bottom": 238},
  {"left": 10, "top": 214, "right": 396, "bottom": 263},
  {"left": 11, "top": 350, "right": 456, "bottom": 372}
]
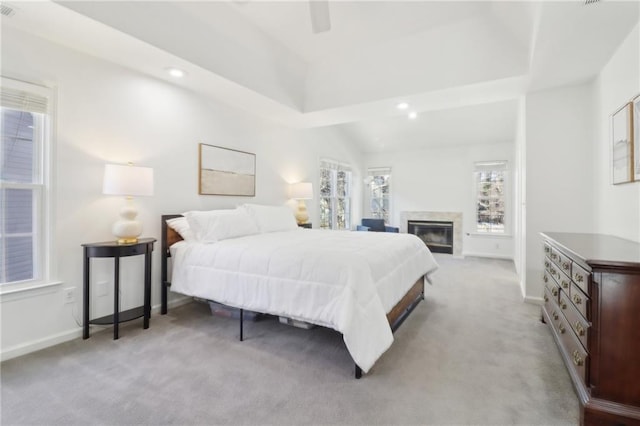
[
  {"left": 561, "top": 280, "right": 569, "bottom": 289},
  {"left": 559, "top": 300, "right": 567, "bottom": 310},
  {"left": 574, "top": 274, "right": 584, "bottom": 283},
  {"left": 543, "top": 275, "right": 549, "bottom": 283},
  {"left": 552, "top": 311, "right": 559, "bottom": 320},
  {"left": 545, "top": 261, "right": 550, "bottom": 268},
  {"left": 552, "top": 288, "right": 558, "bottom": 297},
  {"left": 575, "top": 322, "right": 585, "bottom": 336},
  {"left": 562, "top": 262, "right": 570, "bottom": 271},
  {"left": 572, "top": 350, "right": 584, "bottom": 367},
  {"left": 545, "top": 246, "right": 550, "bottom": 253},
  {"left": 572, "top": 294, "right": 582, "bottom": 305},
  {"left": 559, "top": 324, "right": 566, "bottom": 334},
  {"left": 544, "top": 294, "right": 549, "bottom": 302},
  {"left": 551, "top": 253, "right": 558, "bottom": 260}
]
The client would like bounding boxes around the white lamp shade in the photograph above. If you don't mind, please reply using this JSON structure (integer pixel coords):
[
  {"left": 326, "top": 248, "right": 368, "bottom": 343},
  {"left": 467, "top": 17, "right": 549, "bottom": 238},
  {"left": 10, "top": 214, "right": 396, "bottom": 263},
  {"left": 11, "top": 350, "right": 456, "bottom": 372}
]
[
  {"left": 290, "top": 182, "right": 313, "bottom": 200},
  {"left": 103, "top": 164, "right": 154, "bottom": 197}
]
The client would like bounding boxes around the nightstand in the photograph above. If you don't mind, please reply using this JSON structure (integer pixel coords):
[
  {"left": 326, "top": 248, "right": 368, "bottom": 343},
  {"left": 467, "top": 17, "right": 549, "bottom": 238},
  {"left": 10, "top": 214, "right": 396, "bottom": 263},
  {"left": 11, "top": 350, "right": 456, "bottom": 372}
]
[
  {"left": 299, "top": 223, "right": 312, "bottom": 229},
  {"left": 82, "top": 238, "right": 156, "bottom": 340}
]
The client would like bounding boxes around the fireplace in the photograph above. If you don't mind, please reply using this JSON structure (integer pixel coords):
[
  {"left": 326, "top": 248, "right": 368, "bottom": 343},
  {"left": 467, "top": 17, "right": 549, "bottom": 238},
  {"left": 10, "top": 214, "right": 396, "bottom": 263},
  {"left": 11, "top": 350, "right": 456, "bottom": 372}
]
[{"left": 408, "top": 220, "right": 454, "bottom": 254}]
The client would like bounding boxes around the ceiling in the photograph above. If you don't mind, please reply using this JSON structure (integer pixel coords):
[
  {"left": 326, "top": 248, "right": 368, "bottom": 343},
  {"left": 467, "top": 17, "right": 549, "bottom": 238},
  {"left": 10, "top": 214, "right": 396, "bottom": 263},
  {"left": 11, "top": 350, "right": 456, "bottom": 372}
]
[{"left": 2, "top": 1, "right": 639, "bottom": 153}]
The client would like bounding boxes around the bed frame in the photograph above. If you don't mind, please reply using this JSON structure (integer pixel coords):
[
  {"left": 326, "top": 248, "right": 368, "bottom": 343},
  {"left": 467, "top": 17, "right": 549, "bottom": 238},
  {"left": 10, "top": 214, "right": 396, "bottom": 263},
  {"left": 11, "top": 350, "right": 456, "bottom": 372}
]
[{"left": 160, "top": 214, "right": 425, "bottom": 378}]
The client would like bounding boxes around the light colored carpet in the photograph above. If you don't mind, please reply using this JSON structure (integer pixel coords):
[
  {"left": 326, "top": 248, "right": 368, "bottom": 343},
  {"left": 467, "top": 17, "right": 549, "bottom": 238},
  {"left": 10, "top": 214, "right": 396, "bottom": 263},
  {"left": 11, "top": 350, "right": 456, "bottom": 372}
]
[{"left": 1, "top": 254, "right": 579, "bottom": 425}]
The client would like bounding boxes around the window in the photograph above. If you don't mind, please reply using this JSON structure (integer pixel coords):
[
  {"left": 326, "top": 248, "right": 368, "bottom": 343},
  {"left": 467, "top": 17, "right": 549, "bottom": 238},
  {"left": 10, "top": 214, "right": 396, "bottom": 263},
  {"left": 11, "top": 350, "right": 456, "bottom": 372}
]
[
  {"left": 1, "top": 78, "right": 52, "bottom": 285},
  {"left": 475, "top": 161, "right": 507, "bottom": 234},
  {"left": 367, "top": 167, "right": 391, "bottom": 223},
  {"left": 319, "top": 159, "right": 352, "bottom": 230}
]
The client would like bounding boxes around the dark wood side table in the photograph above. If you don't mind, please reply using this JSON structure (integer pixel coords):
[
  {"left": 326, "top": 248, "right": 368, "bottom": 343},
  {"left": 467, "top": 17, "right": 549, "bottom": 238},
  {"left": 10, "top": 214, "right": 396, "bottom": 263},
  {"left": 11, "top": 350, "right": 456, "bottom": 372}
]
[{"left": 82, "top": 238, "right": 156, "bottom": 340}]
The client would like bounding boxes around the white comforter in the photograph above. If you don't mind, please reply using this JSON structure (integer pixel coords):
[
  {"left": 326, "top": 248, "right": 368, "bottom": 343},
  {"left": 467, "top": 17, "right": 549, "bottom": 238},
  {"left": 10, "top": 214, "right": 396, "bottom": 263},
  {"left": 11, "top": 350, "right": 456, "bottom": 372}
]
[{"left": 170, "top": 229, "right": 438, "bottom": 373}]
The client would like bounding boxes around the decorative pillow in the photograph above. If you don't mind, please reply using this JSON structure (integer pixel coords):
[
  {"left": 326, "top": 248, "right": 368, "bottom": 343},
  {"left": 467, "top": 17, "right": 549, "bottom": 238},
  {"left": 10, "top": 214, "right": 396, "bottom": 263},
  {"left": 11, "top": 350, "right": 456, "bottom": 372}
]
[
  {"left": 166, "top": 217, "right": 196, "bottom": 242},
  {"left": 240, "top": 204, "right": 298, "bottom": 233},
  {"left": 183, "top": 209, "right": 259, "bottom": 243}
]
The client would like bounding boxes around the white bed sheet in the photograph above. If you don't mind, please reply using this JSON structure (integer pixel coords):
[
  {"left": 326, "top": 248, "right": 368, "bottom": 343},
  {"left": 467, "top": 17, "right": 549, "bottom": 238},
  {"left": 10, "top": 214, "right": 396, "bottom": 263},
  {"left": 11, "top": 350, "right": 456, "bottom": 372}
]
[{"left": 170, "top": 229, "right": 438, "bottom": 373}]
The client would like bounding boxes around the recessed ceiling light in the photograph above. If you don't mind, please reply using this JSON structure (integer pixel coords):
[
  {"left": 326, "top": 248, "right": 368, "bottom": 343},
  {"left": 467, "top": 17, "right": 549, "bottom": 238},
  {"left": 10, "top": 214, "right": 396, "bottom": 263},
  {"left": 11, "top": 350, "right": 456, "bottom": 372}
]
[
  {"left": 408, "top": 111, "right": 418, "bottom": 120},
  {"left": 166, "top": 68, "right": 186, "bottom": 78},
  {"left": 396, "top": 102, "right": 409, "bottom": 110}
]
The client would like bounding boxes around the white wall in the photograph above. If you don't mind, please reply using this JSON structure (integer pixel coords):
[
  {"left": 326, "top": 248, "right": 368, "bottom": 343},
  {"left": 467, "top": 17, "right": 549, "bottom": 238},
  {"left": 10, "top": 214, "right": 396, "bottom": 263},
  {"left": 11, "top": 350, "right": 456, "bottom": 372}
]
[
  {"left": 0, "top": 27, "right": 362, "bottom": 360},
  {"left": 522, "top": 23, "right": 640, "bottom": 302},
  {"left": 524, "top": 83, "right": 595, "bottom": 300},
  {"left": 365, "top": 142, "right": 515, "bottom": 259},
  {"left": 593, "top": 23, "right": 640, "bottom": 242}
]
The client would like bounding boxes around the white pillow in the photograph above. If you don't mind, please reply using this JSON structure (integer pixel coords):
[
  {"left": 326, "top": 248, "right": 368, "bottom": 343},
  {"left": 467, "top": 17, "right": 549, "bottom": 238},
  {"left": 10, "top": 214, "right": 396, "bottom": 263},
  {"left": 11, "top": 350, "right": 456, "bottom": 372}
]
[
  {"left": 240, "top": 204, "right": 298, "bottom": 233},
  {"left": 166, "top": 217, "right": 195, "bottom": 242},
  {"left": 183, "top": 209, "right": 259, "bottom": 243}
]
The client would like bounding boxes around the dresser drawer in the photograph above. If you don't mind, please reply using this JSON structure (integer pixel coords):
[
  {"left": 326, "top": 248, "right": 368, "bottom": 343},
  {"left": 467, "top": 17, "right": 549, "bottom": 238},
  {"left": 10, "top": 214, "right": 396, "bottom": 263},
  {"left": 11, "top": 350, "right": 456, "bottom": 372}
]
[
  {"left": 544, "top": 272, "right": 560, "bottom": 300},
  {"left": 557, "top": 268, "right": 571, "bottom": 292},
  {"left": 560, "top": 291, "right": 590, "bottom": 351},
  {"left": 543, "top": 287, "right": 560, "bottom": 320},
  {"left": 569, "top": 282, "right": 590, "bottom": 320},
  {"left": 556, "top": 313, "right": 589, "bottom": 385},
  {"left": 572, "top": 263, "right": 590, "bottom": 295},
  {"left": 555, "top": 250, "right": 572, "bottom": 277}
]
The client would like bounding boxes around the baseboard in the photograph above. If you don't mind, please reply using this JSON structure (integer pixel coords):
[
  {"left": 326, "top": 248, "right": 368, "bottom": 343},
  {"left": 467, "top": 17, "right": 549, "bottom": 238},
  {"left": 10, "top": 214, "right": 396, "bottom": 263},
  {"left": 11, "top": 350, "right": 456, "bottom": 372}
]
[
  {"left": 1, "top": 296, "right": 194, "bottom": 362},
  {"left": 151, "top": 295, "right": 193, "bottom": 313},
  {"left": 462, "top": 251, "right": 513, "bottom": 260},
  {"left": 1, "top": 328, "right": 83, "bottom": 362},
  {"left": 524, "top": 295, "right": 544, "bottom": 305}
]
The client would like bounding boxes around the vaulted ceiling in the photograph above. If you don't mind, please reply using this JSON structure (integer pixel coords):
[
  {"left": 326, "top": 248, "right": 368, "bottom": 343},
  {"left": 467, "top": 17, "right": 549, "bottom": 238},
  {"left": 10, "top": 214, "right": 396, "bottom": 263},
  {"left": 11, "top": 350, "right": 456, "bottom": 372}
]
[{"left": 2, "top": 1, "right": 639, "bottom": 152}]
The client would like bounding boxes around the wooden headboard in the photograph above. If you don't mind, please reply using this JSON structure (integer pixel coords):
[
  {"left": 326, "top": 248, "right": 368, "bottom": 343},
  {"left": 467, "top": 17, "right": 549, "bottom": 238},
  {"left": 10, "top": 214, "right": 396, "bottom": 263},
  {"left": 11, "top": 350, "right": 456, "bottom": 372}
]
[{"left": 160, "top": 214, "right": 183, "bottom": 314}]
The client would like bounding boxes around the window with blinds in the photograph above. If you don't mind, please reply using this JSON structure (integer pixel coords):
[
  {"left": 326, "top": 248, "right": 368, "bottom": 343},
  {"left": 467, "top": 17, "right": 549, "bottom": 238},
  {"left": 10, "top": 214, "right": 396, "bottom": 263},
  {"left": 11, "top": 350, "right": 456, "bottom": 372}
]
[
  {"left": 319, "top": 159, "right": 352, "bottom": 230},
  {"left": 1, "top": 78, "right": 51, "bottom": 285},
  {"left": 367, "top": 167, "right": 391, "bottom": 223},
  {"left": 475, "top": 161, "right": 507, "bottom": 234}
]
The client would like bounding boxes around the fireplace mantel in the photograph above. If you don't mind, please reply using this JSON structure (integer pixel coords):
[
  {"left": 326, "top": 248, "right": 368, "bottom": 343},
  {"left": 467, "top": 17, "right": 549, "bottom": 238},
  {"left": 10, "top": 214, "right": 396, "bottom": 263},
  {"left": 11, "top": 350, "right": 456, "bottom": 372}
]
[{"left": 400, "top": 211, "right": 463, "bottom": 257}]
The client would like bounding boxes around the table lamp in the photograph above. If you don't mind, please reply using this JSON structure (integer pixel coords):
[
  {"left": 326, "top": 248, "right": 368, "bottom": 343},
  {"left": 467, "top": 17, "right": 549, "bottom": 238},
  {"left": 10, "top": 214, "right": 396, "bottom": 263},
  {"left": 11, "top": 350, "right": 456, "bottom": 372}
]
[
  {"left": 103, "top": 163, "right": 154, "bottom": 244},
  {"left": 290, "top": 182, "right": 313, "bottom": 225}
]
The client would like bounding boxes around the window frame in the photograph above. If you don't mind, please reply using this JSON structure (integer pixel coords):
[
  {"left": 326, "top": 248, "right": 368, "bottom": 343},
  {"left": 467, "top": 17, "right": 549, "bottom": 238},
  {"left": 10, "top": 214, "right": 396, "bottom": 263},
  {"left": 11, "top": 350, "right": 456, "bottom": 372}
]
[
  {"left": 0, "top": 77, "right": 55, "bottom": 293},
  {"left": 366, "top": 167, "right": 391, "bottom": 224},
  {"left": 319, "top": 158, "right": 352, "bottom": 230},
  {"left": 474, "top": 161, "right": 508, "bottom": 235}
]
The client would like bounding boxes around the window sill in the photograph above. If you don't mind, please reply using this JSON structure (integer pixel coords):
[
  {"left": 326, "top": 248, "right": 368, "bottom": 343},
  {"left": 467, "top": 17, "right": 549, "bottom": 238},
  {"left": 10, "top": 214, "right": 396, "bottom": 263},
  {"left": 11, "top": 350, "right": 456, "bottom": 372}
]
[
  {"left": 466, "top": 233, "right": 513, "bottom": 238},
  {"left": 0, "top": 280, "right": 63, "bottom": 303}
]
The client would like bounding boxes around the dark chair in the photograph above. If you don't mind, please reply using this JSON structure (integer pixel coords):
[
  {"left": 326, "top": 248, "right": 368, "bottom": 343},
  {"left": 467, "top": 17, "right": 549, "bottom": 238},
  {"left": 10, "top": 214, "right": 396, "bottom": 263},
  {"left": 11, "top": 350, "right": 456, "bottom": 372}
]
[{"left": 356, "top": 218, "right": 399, "bottom": 233}]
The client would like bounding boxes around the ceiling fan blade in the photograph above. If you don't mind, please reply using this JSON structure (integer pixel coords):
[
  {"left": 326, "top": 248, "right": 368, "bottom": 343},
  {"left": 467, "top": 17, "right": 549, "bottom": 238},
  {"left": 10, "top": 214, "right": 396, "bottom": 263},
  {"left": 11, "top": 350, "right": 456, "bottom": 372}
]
[{"left": 309, "top": 0, "right": 331, "bottom": 33}]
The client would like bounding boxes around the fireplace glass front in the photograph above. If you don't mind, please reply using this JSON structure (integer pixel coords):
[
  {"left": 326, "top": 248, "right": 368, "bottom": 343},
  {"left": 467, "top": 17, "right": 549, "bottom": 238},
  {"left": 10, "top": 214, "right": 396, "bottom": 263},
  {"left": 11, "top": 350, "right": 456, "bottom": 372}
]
[{"left": 408, "top": 220, "right": 454, "bottom": 254}]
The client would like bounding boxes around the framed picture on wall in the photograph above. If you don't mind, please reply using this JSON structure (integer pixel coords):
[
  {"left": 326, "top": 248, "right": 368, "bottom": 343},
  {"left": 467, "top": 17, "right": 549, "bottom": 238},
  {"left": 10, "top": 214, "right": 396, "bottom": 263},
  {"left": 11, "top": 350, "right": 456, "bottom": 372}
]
[
  {"left": 611, "top": 102, "right": 633, "bottom": 185},
  {"left": 633, "top": 95, "right": 640, "bottom": 181},
  {"left": 198, "top": 143, "right": 256, "bottom": 196}
]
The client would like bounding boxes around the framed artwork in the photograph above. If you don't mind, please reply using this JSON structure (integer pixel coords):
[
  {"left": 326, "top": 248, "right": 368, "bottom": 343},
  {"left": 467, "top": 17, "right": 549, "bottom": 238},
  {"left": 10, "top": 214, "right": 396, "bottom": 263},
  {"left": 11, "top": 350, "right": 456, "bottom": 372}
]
[
  {"left": 634, "top": 95, "right": 640, "bottom": 181},
  {"left": 199, "top": 143, "right": 256, "bottom": 196},
  {"left": 611, "top": 102, "right": 633, "bottom": 185}
]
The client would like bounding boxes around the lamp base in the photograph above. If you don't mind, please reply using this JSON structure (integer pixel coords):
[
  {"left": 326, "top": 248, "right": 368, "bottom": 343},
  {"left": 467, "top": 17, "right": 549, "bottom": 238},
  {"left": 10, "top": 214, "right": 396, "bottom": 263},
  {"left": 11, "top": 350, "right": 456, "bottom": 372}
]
[
  {"left": 295, "top": 199, "right": 309, "bottom": 225},
  {"left": 112, "top": 201, "right": 142, "bottom": 244},
  {"left": 116, "top": 237, "right": 138, "bottom": 245}
]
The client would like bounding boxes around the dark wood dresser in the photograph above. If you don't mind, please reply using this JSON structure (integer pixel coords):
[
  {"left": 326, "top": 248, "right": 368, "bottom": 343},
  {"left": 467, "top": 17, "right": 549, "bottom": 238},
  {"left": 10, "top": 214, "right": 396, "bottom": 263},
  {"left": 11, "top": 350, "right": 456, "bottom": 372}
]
[{"left": 540, "top": 232, "right": 640, "bottom": 425}]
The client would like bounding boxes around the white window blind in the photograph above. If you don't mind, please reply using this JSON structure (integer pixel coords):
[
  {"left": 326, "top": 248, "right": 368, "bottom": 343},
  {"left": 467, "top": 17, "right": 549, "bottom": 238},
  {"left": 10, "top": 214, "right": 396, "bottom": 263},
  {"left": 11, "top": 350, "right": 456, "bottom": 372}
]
[
  {"left": 474, "top": 161, "right": 507, "bottom": 234},
  {"left": 319, "top": 159, "right": 352, "bottom": 230},
  {"left": 1, "top": 78, "right": 51, "bottom": 285}
]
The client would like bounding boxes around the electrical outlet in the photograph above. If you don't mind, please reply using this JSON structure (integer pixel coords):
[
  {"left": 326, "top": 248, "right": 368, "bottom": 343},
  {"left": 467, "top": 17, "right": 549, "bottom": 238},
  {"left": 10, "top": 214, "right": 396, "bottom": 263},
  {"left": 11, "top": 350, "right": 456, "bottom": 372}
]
[
  {"left": 97, "top": 281, "right": 108, "bottom": 297},
  {"left": 63, "top": 287, "right": 75, "bottom": 304}
]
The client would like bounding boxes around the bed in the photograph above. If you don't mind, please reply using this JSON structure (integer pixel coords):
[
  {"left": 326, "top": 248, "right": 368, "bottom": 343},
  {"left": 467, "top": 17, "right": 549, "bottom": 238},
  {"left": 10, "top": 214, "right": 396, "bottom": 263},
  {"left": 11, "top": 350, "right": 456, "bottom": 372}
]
[{"left": 160, "top": 205, "right": 438, "bottom": 378}]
